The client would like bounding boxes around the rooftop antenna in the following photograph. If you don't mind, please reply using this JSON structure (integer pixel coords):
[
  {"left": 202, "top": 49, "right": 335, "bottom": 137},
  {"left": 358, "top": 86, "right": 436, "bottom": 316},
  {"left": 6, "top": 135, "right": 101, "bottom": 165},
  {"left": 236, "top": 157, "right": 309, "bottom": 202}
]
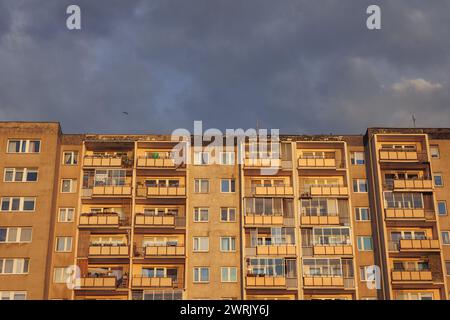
[
  {"left": 256, "top": 119, "right": 260, "bottom": 133},
  {"left": 411, "top": 113, "right": 417, "bottom": 128}
]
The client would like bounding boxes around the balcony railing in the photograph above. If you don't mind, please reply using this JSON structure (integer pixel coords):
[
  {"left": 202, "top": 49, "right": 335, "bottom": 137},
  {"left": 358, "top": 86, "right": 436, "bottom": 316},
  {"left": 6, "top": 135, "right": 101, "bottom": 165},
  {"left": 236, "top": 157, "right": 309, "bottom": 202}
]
[
  {"left": 312, "top": 244, "right": 353, "bottom": 256},
  {"left": 244, "top": 214, "right": 284, "bottom": 226},
  {"left": 300, "top": 214, "right": 340, "bottom": 226},
  {"left": 131, "top": 276, "right": 175, "bottom": 288},
  {"left": 83, "top": 156, "right": 125, "bottom": 167},
  {"left": 83, "top": 185, "right": 132, "bottom": 197},
  {"left": 252, "top": 244, "right": 297, "bottom": 256},
  {"left": 244, "top": 158, "right": 281, "bottom": 168},
  {"left": 388, "top": 239, "right": 440, "bottom": 252},
  {"left": 135, "top": 246, "right": 186, "bottom": 257},
  {"left": 137, "top": 157, "right": 176, "bottom": 168},
  {"left": 384, "top": 179, "right": 433, "bottom": 191},
  {"left": 79, "top": 212, "right": 121, "bottom": 227},
  {"left": 302, "top": 276, "right": 345, "bottom": 287},
  {"left": 137, "top": 186, "right": 186, "bottom": 197},
  {"left": 379, "top": 149, "right": 427, "bottom": 162},
  {"left": 88, "top": 244, "right": 129, "bottom": 256},
  {"left": 385, "top": 208, "right": 435, "bottom": 220},
  {"left": 77, "top": 276, "right": 128, "bottom": 289},
  {"left": 391, "top": 270, "right": 432, "bottom": 282},
  {"left": 298, "top": 157, "right": 343, "bottom": 169},
  {"left": 249, "top": 185, "right": 294, "bottom": 196},
  {"left": 246, "top": 275, "right": 287, "bottom": 288},
  {"left": 301, "top": 185, "right": 348, "bottom": 197}
]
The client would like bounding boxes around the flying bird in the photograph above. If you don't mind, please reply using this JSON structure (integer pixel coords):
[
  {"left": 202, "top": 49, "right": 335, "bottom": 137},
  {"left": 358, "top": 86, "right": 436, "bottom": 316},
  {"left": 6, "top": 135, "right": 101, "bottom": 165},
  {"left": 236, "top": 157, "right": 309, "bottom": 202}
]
[{"left": 122, "top": 112, "right": 129, "bottom": 115}]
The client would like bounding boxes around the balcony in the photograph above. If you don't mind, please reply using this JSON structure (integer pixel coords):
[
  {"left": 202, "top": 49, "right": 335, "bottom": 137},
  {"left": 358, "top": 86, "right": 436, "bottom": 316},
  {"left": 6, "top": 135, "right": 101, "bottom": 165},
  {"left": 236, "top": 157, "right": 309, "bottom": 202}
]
[
  {"left": 385, "top": 208, "right": 435, "bottom": 220},
  {"left": 253, "top": 245, "right": 297, "bottom": 256},
  {"left": 135, "top": 214, "right": 174, "bottom": 227},
  {"left": 379, "top": 149, "right": 428, "bottom": 162},
  {"left": 131, "top": 276, "right": 174, "bottom": 288},
  {"left": 140, "top": 186, "right": 186, "bottom": 197},
  {"left": 300, "top": 215, "right": 340, "bottom": 226},
  {"left": 143, "top": 246, "right": 185, "bottom": 257},
  {"left": 244, "top": 214, "right": 284, "bottom": 226},
  {"left": 84, "top": 185, "right": 132, "bottom": 197},
  {"left": 391, "top": 270, "right": 432, "bottom": 282},
  {"left": 250, "top": 185, "right": 294, "bottom": 197},
  {"left": 88, "top": 244, "right": 129, "bottom": 257},
  {"left": 246, "top": 276, "right": 287, "bottom": 288},
  {"left": 388, "top": 239, "right": 440, "bottom": 252},
  {"left": 244, "top": 158, "right": 281, "bottom": 168},
  {"left": 301, "top": 185, "right": 348, "bottom": 197},
  {"left": 384, "top": 179, "right": 433, "bottom": 191},
  {"left": 137, "top": 157, "right": 176, "bottom": 168},
  {"left": 303, "top": 276, "right": 345, "bottom": 288},
  {"left": 313, "top": 245, "right": 353, "bottom": 256},
  {"left": 83, "top": 156, "right": 124, "bottom": 167},
  {"left": 298, "top": 157, "right": 337, "bottom": 168},
  {"left": 78, "top": 276, "right": 126, "bottom": 289},
  {"left": 79, "top": 213, "right": 120, "bottom": 228}
]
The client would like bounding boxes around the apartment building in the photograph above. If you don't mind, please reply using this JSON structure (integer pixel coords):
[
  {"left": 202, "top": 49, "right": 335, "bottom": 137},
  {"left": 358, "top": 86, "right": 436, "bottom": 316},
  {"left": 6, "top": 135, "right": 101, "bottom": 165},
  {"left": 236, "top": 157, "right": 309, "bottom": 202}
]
[{"left": 1, "top": 122, "right": 450, "bottom": 300}]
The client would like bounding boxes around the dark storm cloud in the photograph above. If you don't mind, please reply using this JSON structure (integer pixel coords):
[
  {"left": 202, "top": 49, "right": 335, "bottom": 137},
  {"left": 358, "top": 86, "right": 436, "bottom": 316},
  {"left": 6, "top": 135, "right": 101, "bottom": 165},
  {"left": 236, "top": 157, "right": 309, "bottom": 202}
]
[{"left": 0, "top": 0, "right": 449, "bottom": 134}]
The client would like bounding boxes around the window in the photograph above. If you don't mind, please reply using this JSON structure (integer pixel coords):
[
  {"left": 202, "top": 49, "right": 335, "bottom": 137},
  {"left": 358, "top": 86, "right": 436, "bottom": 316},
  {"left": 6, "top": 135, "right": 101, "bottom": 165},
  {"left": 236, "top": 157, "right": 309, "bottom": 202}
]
[
  {"left": 63, "top": 151, "right": 78, "bottom": 165},
  {"left": 194, "top": 151, "right": 210, "bottom": 165},
  {"left": 220, "top": 208, "right": 236, "bottom": 222},
  {"left": 4, "top": 168, "right": 38, "bottom": 182},
  {"left": 194, "top": 208, "right": 209, "bottom": 222},
  {"left": 351, "top": 152, "right": 365, "bottom": 165},
  {"left": 434, "top": 174, "right": 444, "bottom": 187},
  {"left": 438, "top": 201, "right": 447, "bottom": 216},
  {"left": 194, "top": 179, "right": 209, "bottom": 193},
  {"left": 221, "top": 179, "right": 236, "bottom": 193},
  {"left": 359, "top": 266, "right": 372, "bottom": 281},
  {"left": 0, "top": 227, "right": 32, "bottom": 243},
  {"left": 7, "top": 140, "right": 40, "bottom": 153},
  {"left": 220, "top": 237, "right": 236, "bottom": 252},
  {"left": 54, "top": 267, "right": 69, "bottom": 283},
  {"left": 221, "top": 267, "right": 237, "bottom": 282},
  {"left": 193, "top": 267, "right": 210, "bottom": 283},
  {"left": 193, "top": 237, "right": 209, "bottom": 252},
  {"left": 0, "top": 291, "right": 27, "bottom": 300},
  {"left": 0, "top": 197, "right": 35, "bottom": 212},
  {"left": 61, "top": 179, "right": 76, "bottom": 193},
  {"left": 355, "top": 208, "right": 370, "bottom": 221},
  {"left": 220, "top": 152, "right": 235, "bottom": 165},
  {"left": 441, "top": 231, "right": 450, "bottom": 245},
  {"left": 95, "top": 169, "right": 126, "bottom": 186},
  {"left": 353, "top": 179, "right": 368, "bottom": 193},
  {"left": 446, "top": 261, "right": 450, "bottom": 276},
  {"left": 430, "top": 145, "right": 440, "bottom": 159},
  {"left": 58, "top": 208, "right": 74, "bottom": 222},
  {"left": 55, "top": 237, "right": 72, "bottom": 252},
  {"left": 357, "top": 236, "right": 373, "bottom": 251},
  {"left": 0, "top": 258, "right": 29, "bottom": 274},
  {"left": 383, "top": 192, "right": 423, "bottom": 209}
]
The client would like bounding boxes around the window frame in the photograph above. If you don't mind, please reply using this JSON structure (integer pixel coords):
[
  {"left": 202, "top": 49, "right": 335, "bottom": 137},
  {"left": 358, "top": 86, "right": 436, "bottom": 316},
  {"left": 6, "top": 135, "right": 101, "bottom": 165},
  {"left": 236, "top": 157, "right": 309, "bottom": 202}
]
[
  {"left": 220, "top": 179, "right": 236, "bottom": 193},
  {"left": 438, "top": 201, "right": 447, "bottom": 216},
  {"left": 194, "top": 179, "right": 210, "bottom": 193},
  {"left": 220, "top": 152, "right": 235, "bottom": 165},
  {"left": 355, "top": 207, "right": 371, "bottom": 221},
  {"left": 0, "top": 258, "right": 30, "bottom": 274},
  {"left": 3, "top": 168, "right": 38, "bottom": 182},
  {"left": 351, "top": 152, "right": 365, "bottom": 165},
  {"left": 61, "top": 179, "right": 77, "bottom": 193},
  {"left": 58, "top": 208, "right": 75, "bottom": 223},
  {"left": 193, "top": 237, "right": 209, "bottom": 252},
  {"left": 353, "top": 179, "right": 368, "bottom": 193},
  {"left": 221, "top": 267, "right": 238, "bottom": 283},
  {"left": 193, "top": 267, "right": 210, "bottom": 283},
  {"left": 441, "top": 231, "right": 450, "bottom": 245},
  {"left": 434, "top": 173, "right": 444, "bottom": 187},
  {"left": 7, "top": 140, "right": 41, "bottom": 154},
  {"left": 63, "top": 151, "right": 79, "bottom": 165},
  {"left": 220, "top": 208, "right": 237, "bottom": 222},
  {"left": 357, "top": 236, "right": 374, "bottom": 251},
  {"left": 0, "top": 227, "right": 32, "bottom": 243},
  {"left": 430, "top": 145, "right": 440, "bottom": 159},
  {"left": 220, "top": 237, "right": 236, "bottom": 252},
  {"left": 55, "top": 236, "right": 73, "bottom": 252},
  {"left": 0, "top": 197, "right": 36, "bottom": 212}
]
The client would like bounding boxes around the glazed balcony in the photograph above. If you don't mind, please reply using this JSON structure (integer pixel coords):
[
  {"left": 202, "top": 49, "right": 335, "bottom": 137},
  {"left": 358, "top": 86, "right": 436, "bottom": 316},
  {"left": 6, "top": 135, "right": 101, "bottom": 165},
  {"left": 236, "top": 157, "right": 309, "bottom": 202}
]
[
  {"left": 88, "top": 244, "right": 129, "bottom": 257},
  {"left": 388, "top": 239, "right": 440, "bottom": 252},
  {"left": 131, "top": 276, "right": 175, "bottom": 288}
]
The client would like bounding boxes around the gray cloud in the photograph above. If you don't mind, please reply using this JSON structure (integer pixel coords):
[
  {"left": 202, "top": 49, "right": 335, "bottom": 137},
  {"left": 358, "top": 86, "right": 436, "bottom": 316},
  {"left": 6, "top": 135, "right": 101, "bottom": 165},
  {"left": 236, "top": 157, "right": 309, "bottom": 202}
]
[{"left": 0, "top": 0, "right": 449, "bottom": 134}]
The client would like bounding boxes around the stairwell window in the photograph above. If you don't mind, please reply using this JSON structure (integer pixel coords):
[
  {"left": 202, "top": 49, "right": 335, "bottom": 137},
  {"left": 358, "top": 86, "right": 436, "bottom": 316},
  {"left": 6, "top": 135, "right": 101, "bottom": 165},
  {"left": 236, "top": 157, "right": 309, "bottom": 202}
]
[
  {"left": 193, "top": 267, "right": 210, "bottom": 283},
  {"left": 221, "top": 179, "right": 236, "bottom": 193},
  {"left": 63, "top": 151, "right": 78, "bottom": 165},
  {"left": 220, "top": 237, "right": 236, "bottom": 252},
  {"left": 353, "top": 179, "right": 368, "bottom": 193},
  {"left": 4, "top": 168, "right": 38, "bottom": 182},
  {"left": 194, "top": 179, "right": 209, "bottom": 193},
  {"left": 54, "top": 267, "right": 69, "bottom": 283},
  {"left": 7, "top": 140, "right": 40, "bottom": 153},
  {"left": 434, "top": 174, "right": 444, "bottom": 187},
  {"left": 55, "top": 237, "right": 72, "bottom": 252},
  {"left": 221, "top": 267, "right": 238, "bottom": 282},
  {"left": 351, "top": 152, "right": 365, "bottom": 165},
  {"left": 58, "top": 208, "right": 74, "bottom": 222},
  {"left": 355, "top": 208, "right": 370, "bottom": 221},
  {"left": 441, "top": 231, "right": 450, "bottom": 245},
  {"left": 61, "top": 179, "right": 76, "bottom": 193},
  {"left": 357, "top": 236, "right": 373, "bottom": 251},
  {"left": 438, "top": 201, "right": 447, "bottom": 216}
]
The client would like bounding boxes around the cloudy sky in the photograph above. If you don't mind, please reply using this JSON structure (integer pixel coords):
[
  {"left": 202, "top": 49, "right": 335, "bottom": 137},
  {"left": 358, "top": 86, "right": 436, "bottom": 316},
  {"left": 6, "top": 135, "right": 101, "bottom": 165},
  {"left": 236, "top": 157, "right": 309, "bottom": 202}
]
[{"left": 0, "top": 0, "right": 449, "bottom": 134}]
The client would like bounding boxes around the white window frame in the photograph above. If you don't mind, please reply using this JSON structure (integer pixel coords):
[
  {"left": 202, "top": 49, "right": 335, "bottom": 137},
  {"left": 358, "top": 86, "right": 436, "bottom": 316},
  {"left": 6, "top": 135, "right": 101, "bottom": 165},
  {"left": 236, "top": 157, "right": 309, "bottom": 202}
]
[
  {"left": 353, "top": 179, "right": 368, "bottom": 193},
  {"left": 193, "top": 208, "right": 209, "bottom": 222},
  {"left": 193, "top": 267, "right": 210, "bottom": 283},
  {"left": 53, "top": 267, "right": 69, "bottom": 283},
  {"left": 63, "top": 151, "right": 78, "bottom": 165},
  {"left": 359, "top": 266, "right": 372, "bottom": 282},
  {"left": 194, "top": 179, "right": 210, "bottom": 193},
  {"left": 193, "top": 237, "right": 209, "bottom": 252},
  {"left": 0, "top": 197, "right": 36, "bottom": 212},
  {"left": 55, "top": 237, "right": 73, "bottom": 252},
  {"left": 7, "top": 140, "right": 41, "bottom": 154},
  {"left": 355, "top": 207, "right": 371, "bottom": 221},
  {"left": 0, "top": 291, "right": 27, "bottom": 300},
  {"left": 61, "top": 179, "right": 77, "bottom": 193},
  {"left": 441, "top": 231, "right": 450, "bottom": 245},
  {"left": 351, "top": 152, "right": 365, "bottom": 165},
  {"left": 0, "top": 258, "right": 30, "bottom": 274},
  {"left": 438, "top": 201, "right": 447, "bottom": 216},
  {"left": 220, "top": 208, "right": 236, "bottom": 222},
  {"left": 58, "top": 208, "right": 75, "bottom": 222},
  {"left": 434, "top": 173, "right": 444, "bottom": 187},
  {"left": 4, "top": 168, "right": 38, "bottom": 182},
  {"left": 221, "top": 179, "right": 236, "bottom": 193},
  {"left": 430, "top": 145, "right": 440, "bottom": 159},
  {"left": 0, "top": 227, "right": 32, "bottom": 243},
  {"left": 357, "top": 236, "right": 373, "bottom": 251},
  {"left": 220, "top": 237, "right": 236, "bottom": 252},
  {"left": 194, "top": 151, "right": 210, "bottom": 165},
  {"left": 220, "top": 152, "right": 235, "bottom": 165},
  {"left": 221, "top": 267, "right": 238, "bottom": 282}
]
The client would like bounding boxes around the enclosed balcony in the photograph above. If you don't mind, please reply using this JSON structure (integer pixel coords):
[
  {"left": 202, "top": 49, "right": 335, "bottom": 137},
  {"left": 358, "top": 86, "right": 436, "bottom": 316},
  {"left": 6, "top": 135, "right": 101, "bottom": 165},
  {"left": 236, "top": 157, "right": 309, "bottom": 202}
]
[
  {"left": 384, "top": 192, "right": 436, "bottom": 221},
  {"left": 131, "top": 266, "right": 181, "bottom": 289},
  {"left": 300, "top": 198, "right": 349, "bottom": 226},
  {"left": 302, "top": 258, "right": 354, "bottom": 289},
  {"left": 244, "top": 198, "right": 294, "bottom": 226},
  {"left": 134, "top": 235, "right": 185, "bottom": 258},
  {"left": 245, "top": 227, "right": 296, "bottom": 256},
  {"left": 82, "top": 169, "right": 132, "bottom": 197},
  {"left": 301, "top": 228, "right": 353, "bottom": 256},
  {"left": 246, "top": 257, "right": 297, "bottom": 289},
  {"left": 388, "top": 230, "right": 440, "bottom": 252}
]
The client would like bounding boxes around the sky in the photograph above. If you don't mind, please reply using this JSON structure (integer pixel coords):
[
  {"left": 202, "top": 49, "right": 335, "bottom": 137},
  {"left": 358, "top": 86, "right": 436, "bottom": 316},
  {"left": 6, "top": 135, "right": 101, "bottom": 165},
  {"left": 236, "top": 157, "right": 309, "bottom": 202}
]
[{"left": 0, "top": 0, "right": 449, "bottom": 135}]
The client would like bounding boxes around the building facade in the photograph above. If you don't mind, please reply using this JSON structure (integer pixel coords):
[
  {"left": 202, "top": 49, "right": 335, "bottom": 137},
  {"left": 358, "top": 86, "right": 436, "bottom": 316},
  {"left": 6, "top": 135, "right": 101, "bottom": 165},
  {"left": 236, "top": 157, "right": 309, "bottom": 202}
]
[{"left": 1, "top": 122, "right": 450, "bottom": 300}]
